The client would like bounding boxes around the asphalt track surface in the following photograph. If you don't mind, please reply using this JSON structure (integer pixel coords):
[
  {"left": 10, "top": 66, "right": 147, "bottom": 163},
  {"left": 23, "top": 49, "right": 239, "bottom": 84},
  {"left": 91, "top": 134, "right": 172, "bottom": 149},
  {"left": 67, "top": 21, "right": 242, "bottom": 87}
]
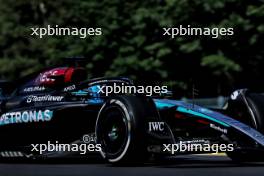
[{"left": 0, "top": 155, "right": 264, "bottom": 176}]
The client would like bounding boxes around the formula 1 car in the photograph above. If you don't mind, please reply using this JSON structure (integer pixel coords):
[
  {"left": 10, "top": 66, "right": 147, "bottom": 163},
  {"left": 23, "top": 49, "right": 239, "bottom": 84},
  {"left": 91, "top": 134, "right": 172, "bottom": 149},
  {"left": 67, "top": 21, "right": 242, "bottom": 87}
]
[{"left": 0, "top": 61, "right": 264, "bottom": 163}]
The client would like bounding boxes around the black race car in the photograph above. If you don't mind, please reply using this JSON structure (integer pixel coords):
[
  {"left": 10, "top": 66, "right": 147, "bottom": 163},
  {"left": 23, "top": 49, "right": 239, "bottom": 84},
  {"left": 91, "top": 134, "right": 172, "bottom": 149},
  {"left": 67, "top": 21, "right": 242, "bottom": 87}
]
[{"left": 0, "top": 62, "right": 264, "bottom": 164}]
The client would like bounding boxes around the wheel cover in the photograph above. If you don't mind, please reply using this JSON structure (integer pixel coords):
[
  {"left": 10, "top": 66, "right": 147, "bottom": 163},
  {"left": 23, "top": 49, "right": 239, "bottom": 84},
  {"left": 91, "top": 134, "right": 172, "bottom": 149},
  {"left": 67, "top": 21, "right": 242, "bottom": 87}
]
[{"left": 96, "top": 99, "right": 131, "bottom": 162}]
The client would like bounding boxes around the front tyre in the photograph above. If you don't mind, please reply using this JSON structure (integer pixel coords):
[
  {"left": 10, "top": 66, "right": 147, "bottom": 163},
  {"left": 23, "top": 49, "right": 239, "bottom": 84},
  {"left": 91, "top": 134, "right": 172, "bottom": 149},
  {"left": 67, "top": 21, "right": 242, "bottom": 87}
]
[{"left": 95, "top": 95, "right": 159, "bottom": 164}]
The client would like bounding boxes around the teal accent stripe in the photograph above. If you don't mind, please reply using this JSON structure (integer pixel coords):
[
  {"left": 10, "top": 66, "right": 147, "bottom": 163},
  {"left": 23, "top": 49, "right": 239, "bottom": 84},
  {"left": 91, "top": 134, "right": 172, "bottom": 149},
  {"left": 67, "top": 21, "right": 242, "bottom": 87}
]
[
  {"left": 155, "top": 101, "right": 175, "bottom": 109},
  {"left": 72, "top": 90, "right": 88, "bottom": 96},
  {"left": 176, "top": 106, "right": 230, "bottom": 127}
]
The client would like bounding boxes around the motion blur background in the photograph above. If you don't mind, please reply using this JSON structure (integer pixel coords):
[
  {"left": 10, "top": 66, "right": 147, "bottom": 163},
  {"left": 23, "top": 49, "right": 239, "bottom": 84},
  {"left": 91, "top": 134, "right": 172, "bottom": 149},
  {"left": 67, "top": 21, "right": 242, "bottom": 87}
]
[{"left": 0, "top": 0, "right": 263, "bottom": 97}]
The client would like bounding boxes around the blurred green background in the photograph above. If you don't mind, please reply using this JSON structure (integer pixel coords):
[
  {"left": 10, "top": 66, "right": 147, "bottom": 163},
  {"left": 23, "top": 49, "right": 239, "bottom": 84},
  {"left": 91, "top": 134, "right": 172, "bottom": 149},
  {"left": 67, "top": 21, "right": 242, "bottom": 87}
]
[{"left": 0, "top": 0, "right": 263, "bottom": 97}]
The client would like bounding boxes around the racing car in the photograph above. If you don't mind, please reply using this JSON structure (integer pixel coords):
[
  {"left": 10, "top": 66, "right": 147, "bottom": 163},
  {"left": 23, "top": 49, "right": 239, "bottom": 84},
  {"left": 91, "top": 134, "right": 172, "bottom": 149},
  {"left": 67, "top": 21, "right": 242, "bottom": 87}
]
[{"left": 0, "top": 60, "right": 264, "bottom": 164}]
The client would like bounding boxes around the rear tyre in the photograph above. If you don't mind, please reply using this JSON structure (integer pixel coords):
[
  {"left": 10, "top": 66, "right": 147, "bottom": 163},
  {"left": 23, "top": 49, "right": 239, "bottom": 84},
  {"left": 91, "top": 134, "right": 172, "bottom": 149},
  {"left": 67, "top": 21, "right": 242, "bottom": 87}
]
[{"left": 95, "top": 95, "right": 159, "bottom": 164}]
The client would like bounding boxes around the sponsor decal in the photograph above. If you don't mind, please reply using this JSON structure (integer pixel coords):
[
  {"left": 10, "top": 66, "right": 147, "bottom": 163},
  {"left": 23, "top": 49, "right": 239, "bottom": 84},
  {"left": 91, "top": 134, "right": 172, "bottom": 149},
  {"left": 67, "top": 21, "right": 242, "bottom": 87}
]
[
  {"left": 64, "top": 85, "right": 76, "bottom": 92},
  {"left": 148, "top": 122, "right": 165, "bottom": 132},
  {"left": 23, "top": 86, "right": 45, "bottom": 92},
  {"left": 26, "top": 95, "right": 64, "bottom": 103},
  {"left": 210, "top": 123, "right": 228, "bottom": 134},
  {"left": 38, "top": 70, "right": 59, "bottom": 83},
  {"left": 230, "top": 89, "right": 245, "bottom": 100},
  {"left": 0, "top": 110, "right": 53, "bottom": 126},
  {"left": 231, "top": 90, "right": 240, "bottom": 100}
]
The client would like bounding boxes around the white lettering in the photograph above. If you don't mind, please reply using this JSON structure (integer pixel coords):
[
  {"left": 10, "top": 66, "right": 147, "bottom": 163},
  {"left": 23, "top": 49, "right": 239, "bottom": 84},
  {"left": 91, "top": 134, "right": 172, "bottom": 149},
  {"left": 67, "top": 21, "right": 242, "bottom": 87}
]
[{"left": 0, "top": 110, "right": 53, "bottom": 126}]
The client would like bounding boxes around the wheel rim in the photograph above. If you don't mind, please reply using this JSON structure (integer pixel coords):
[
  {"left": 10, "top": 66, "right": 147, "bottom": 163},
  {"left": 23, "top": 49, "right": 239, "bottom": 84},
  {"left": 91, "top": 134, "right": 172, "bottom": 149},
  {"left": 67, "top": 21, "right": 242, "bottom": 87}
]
[{"left": 96, "top": 104, "right": 130, "bottom": 161}]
